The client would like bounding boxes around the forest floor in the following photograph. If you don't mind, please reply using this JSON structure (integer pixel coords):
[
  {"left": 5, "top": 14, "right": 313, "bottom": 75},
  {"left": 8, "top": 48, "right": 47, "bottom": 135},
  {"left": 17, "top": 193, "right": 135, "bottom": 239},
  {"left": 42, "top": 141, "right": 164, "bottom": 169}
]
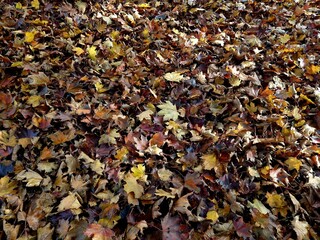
[{"left": 0, "top": 0, "right": 320, "bottom": 239}]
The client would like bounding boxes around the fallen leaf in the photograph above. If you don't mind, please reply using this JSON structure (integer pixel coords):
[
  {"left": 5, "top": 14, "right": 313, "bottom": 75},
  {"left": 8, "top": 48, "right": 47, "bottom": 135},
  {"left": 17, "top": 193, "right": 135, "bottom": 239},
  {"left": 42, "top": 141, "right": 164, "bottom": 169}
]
[
  {"left": 84, "top": 223, "right": 115, "bottom": 240},
  {"left": 158, "top": 101, "right": 180, "bottom": 121},
  {"left": 88, "top": 45, "right": 97, "bottom": 60},
  {"left": 124, "top": 173, "right": 144, "bottom": 199},
  {"left": 161, "top": 214, "right": 181, "bottom": 240},
  {"left": 16, "top": 169, "right": 43, "bottom": 187},
  {"left": 31, "top": 0, "right": 40, "bottom": 9},
  {"left": 58, "top": 193, "right": 82, "bottom": 214},
  {"left": 206, "top": 210, "right": 219, "bottom": 222},
  {"left": 0, "top": 176, "right": 17, "bottom": 197},
  {"left": 292, "top": 216, "right": 309, "bottom": 240},
  {"left": 285, "top": 157, "right": 302, "bottom": 171},
  {"left": 164, "top": 71, "right": 184, "bottom": 82}
]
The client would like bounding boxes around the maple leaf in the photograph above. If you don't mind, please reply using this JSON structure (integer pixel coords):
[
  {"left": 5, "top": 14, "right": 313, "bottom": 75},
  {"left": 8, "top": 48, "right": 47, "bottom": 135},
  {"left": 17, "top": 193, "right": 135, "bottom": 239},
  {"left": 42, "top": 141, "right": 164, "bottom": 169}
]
[
  {"left": 266, "top": 192, "right": 288, "bottom": 217},
  {"left": 124, "top": 173, "right": 144, "bottom": 199},
  {"left": 164, "top": 71, "right": 184, "bottom": 82},
  {"left": 202, "top": 153, "right": 218, "bottom": 171},
  {"left": 158, "top": 101, "right": 180, "bottom": 121},
  {"left": 25, "top": 31, "right": 37, "bottom": 43},
  {"left": 48, "top": 129, "right": 75, "bottom": 145},
  {"left": 99, "top": 129, "right": 120, "bottom": 145},
  {"left": 28, "top": 72, "right": 50, "bottom": 85},
  {"left": 285, "top": 157, "right": 302, "bottom": 171},
  {"left": 84, "top": 223, "right": 115, "bottom": 240},
  {"left": 138, "top": 109, "right": 154, "bottom": 121},
  {"left": 72, "top": 47, "right": 85, "bottom": 56},
  {"left": 161, "top": 214, "right": 181, "bottom": 240},
  {"left": 58, "top": 193, "right": 82, "bottom": 214},
  {"left": 87, "top": 46, "right": 97, "bottom": 60},
  {"left": 131, "top": 164, "right": 146, "bottom": 180},
  {"left": 0, "top": 176, "right": 17, "bottom": 197}
]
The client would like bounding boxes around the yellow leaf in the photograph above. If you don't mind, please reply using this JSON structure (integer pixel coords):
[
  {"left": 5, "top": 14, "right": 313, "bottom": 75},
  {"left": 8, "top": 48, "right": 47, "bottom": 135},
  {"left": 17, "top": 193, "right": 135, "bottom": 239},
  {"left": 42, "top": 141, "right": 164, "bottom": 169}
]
[
  {"left": 16, "top": 2, "right": 22, "bottom": 9},
  {"left": 31, "top": 18, "right": 48, "bottom": 25},
  {"left": 266, "top": 192, "right": 286, "bottom": 208},
  {"left": 11, "top": 61, "right": 23, "bottom": 67},
  {"left": 164, "top": 71, "right": 184, "bottom": 82},
  {"left": 206, "top": 210, "right": 219, "bottom": 222},
  {"left": 138, "top": 3, "right": 150, "bottom": 8},
  {"left": 158, "top": 101, "right": 180, "bottom": 121},
  {"left": 124, "top": 173, "right": 144, "bottom": 199},
  {"left": 31, "top": 0, "right": 40, "bottom": 9},
  {"left": 87, "top": 46, "right": 97, "bottom": 60},
  {"left": 94, "top": 81, "right": 107, "bottom": 93},
  {"left": 115, "top": 147, "right": 128, "bottom": 161},
  {"left": 27, "top": 95, "right": 43, "bottom": 107},
  {"left": 306, "top": 65, "right": 320, "bottom": 75},
  {"left": 300, "top": 93, "right": 315, "bottom": 104},
  {"left": 0, "top": 176, "right": 17, "bottom": 197},
  {"left": 285, "top": 157, "right": 302, "bottom": 171},
  {"left": 202, "top": 153, "right": 218, "bottom": 171},
  {"left": 25, "top": 31, "right": 37, "bottom": 43},
  {"left": 155, "top": 189, "right": 175, "bottom": 198},
  {"left": 131, "top": 164, "right": 145, "bottom": 179},
  {"left": 73, "top": 47, "right": 85, "bottom": 56},
  {"left": 279, "top": 34, "right": 291, "bottom": 44}
]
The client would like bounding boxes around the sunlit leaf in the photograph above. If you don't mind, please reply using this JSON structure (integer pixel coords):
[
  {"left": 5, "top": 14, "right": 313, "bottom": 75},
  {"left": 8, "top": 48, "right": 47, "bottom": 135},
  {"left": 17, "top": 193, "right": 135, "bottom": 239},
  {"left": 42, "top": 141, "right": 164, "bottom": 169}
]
[
  {"left": 25, "top": 31, "right": 37, "bottom": 43},
  {"left": 164, "top": 71, "right": 184, "bottom": 82},
  {"left": 31, "top": 0, "right": 40, "bottom": 9},
  {"left": 206, "top": 210, "right": 219, "bottom": 222},
  {"left": 87, "top": 45, "right": 97, "bottom": 60},
  {"left": 285, "top": 157, "right": 302, "bottom": 171},
  {"left": 158, "top": 101, "right": 180, "bottom": 121}
]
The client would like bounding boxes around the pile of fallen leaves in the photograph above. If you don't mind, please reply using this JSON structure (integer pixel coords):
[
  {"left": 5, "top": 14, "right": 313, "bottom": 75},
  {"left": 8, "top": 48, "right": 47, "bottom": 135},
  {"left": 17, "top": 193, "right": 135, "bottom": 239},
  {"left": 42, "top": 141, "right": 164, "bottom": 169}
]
[{"left": 0, "top": 0, "right": 319, "bottom": 239}]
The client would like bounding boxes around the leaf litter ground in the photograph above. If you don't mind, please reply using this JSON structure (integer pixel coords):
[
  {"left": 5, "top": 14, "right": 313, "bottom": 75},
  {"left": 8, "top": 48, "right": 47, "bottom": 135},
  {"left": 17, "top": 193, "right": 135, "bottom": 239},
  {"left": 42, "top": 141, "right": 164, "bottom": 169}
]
[{"left": 0, "top": 0, "right": 319, "bottom": 239}]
